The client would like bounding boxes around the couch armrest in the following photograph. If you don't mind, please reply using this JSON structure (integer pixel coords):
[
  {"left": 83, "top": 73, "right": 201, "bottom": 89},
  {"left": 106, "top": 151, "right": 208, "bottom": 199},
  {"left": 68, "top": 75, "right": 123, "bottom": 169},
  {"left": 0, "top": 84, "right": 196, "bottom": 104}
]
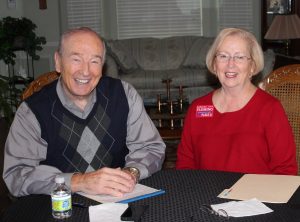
[{"left": 103, "top": 54, "right": 119, "bottom": 78}]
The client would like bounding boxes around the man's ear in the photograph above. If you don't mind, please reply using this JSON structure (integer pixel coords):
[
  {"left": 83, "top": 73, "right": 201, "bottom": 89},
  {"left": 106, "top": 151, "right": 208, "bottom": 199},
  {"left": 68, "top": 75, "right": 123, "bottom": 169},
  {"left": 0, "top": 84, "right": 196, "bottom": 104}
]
[{"left": 54, "top": 51, "right": 61, "bottom": 73}]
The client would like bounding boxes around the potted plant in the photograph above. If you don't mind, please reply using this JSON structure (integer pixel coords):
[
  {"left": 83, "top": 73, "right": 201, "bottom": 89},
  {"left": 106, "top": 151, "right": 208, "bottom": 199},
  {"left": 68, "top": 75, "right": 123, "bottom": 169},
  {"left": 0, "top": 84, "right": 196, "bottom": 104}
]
[
  {"left": 0, "top": 16, "right": 46, "bottom": 65},
  {"left": 0, "top": 75, "right": 22, "bottom": 124},
  {"left": 0, "top": 75, "right": 12, "bottom": 120}
]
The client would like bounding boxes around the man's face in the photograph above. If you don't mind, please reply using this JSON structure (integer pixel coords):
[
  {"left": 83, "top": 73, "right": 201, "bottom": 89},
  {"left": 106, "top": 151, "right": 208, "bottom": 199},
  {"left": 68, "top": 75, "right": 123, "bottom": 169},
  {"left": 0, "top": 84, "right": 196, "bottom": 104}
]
[{"left": 55, "top": 31, "right": 105, "bottom": 101}]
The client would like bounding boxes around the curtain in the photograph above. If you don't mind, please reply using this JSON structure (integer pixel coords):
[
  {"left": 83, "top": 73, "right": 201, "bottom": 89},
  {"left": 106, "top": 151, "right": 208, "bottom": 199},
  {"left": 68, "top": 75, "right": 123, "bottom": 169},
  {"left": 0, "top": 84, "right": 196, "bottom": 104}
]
[
  {"left": 218, "top": 0, "right": 254, "bottom": 32},
  {"left": 116, "top": 0, "right": 203, "bottom": 39},
  {"left": 66, "top": 0, "right": 104, "bottom": 35}
]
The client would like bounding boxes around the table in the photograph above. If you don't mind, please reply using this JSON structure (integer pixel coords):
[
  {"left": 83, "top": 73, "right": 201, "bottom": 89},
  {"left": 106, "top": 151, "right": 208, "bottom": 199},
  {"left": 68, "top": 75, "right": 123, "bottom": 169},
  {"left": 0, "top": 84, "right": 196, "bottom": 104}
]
[{"left": 3, "top": 170, "right": 300, "bottom": 222}]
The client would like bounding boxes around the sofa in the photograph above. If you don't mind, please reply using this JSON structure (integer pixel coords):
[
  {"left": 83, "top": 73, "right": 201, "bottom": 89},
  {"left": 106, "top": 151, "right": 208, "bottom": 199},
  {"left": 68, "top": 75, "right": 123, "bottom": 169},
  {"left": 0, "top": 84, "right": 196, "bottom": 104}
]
[{"left": 104, "top": 36, "right": 276, "bottom": 104}]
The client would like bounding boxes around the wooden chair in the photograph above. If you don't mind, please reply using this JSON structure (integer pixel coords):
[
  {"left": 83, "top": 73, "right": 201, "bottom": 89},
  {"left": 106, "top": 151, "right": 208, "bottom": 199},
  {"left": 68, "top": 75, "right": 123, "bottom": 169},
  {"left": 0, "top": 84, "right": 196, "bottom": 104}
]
[
  {"left": 261, "top": 64, "right": 300, "bottom": 174},
  {"left": 21, "top": 71, "right": 60, "bottom": 100}
]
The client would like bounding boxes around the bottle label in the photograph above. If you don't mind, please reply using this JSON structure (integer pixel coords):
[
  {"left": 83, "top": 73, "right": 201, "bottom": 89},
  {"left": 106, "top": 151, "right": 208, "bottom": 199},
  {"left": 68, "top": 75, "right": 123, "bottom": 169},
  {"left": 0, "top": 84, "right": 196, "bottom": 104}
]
[{"left": 52, "top": 195, "right": 72, "bottom": 212}]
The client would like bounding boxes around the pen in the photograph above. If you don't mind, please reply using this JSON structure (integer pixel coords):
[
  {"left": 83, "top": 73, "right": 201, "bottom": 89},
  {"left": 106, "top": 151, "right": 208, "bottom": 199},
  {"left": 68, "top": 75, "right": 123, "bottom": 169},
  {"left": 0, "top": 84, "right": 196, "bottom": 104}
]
[
  {"left": 223, "top": 189, "right": 232, "bottom": 197},
  {"left": 72, "top": 202, "right": 89, "bottom": 208}
]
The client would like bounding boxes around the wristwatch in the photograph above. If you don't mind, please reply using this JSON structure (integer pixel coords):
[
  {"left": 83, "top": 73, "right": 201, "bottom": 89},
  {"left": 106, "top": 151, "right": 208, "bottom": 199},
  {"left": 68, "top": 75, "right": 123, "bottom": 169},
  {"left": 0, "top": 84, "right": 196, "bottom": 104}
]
[{"left": 122, "top": 167, "right": 140, "bottom": 183}]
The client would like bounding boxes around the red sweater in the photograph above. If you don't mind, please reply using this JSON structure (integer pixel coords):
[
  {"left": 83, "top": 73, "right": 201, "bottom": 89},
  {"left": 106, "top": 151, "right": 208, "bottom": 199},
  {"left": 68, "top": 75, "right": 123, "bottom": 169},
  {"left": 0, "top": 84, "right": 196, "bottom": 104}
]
[{"left": 176, "top": 89, "right": 297, "bottom": 175}]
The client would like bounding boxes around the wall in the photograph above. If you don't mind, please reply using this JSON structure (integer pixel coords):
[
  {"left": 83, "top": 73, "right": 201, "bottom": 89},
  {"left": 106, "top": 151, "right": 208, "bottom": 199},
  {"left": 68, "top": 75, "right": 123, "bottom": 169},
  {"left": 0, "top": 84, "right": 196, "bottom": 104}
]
[
  {"left": 0, "top": 0, "right": 23, "bottom": 77},
  {"left": 0, "top": 0, "right": 60, "bottom": 78},
  {"left": 23, "top": 0, "right": 60, "bottom": 76}
]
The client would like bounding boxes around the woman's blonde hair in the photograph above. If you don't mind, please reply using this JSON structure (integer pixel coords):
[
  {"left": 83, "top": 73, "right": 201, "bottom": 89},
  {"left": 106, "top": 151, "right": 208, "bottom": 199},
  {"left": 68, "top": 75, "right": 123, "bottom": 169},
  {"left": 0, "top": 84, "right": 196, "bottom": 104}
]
[{"left": 206, "top": 28, "right": 264, "bottom": 76}]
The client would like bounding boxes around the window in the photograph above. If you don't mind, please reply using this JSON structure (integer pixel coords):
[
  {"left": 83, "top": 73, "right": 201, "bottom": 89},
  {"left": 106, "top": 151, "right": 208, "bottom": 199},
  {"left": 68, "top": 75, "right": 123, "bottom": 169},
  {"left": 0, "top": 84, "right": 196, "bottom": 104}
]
[
  {"left": 116, "top": 0, "right": 203, "bottom": 39},
  {"left": 66, "top": 0, "right": 104, "bottom": 35},
  {"left": 218, "top": 0, "right": 254, "bottom": 32},
  {"left": 63, "top": 0, "right": 256, "bottom": 39}
]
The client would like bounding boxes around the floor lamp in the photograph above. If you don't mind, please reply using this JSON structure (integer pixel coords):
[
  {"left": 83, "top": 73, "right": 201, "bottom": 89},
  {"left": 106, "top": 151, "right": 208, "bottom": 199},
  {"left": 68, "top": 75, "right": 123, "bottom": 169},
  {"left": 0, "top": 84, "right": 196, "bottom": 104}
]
[{"left": 264, "top": 14, "right": 300, "bottom": 56}]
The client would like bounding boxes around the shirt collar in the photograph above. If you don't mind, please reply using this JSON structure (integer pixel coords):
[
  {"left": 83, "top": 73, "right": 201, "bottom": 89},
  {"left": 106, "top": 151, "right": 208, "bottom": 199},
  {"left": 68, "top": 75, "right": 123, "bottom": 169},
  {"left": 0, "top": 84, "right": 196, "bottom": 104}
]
[{"left": 56, "top": 77, "right": 97, "bottom": 118}]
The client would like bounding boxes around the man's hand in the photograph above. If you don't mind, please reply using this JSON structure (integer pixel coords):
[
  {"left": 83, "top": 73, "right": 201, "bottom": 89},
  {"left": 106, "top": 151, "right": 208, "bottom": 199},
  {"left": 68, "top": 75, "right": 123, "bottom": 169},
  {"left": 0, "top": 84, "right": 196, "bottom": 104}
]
[{"left": 71, "top": 167, "right": 136, "bottom": 197}]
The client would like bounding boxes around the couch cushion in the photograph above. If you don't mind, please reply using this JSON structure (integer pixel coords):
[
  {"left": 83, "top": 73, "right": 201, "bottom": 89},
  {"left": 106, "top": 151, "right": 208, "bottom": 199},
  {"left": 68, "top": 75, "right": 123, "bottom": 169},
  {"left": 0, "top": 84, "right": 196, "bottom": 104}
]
[
  {"left": 119, "top": 68, "right": 218, "bottom": 90},
  {"left": 261, "top": 49, "right": 276, "bottom": 78},
  {"left": 107, "top": 36, "right": 199, "bottom": 71},
  {"left": 181, "top": 37, "right": 214, "bottom": 68},
  {"left": 135, "top": 36, "right": 197, "bottom": 70},
  {"left": 105, "top": 40, "right": 139, "bottom": 73}
]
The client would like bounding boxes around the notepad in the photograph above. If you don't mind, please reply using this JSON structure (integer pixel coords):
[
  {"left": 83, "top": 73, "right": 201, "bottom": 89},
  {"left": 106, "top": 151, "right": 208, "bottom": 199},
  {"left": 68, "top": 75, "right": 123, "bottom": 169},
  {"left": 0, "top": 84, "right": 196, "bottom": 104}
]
[
  {"left": 218, "top": 174, "right": 300, "bottom": 203},
  {"left": 77, "top": 183, "right": 165, "bottom": 203}
]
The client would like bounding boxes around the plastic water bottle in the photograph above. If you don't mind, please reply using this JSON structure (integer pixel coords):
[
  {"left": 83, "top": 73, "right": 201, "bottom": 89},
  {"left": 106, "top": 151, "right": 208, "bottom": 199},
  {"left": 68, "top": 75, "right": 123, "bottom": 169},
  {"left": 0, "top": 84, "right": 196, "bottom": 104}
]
[{"left": 51, "top": 177, "right": 72, "bottom": 219}]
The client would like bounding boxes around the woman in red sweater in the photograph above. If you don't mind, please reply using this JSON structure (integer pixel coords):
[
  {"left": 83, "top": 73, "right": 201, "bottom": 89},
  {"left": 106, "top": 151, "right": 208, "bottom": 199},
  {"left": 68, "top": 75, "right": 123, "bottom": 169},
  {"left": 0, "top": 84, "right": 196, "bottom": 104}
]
[{"left": 176, "top": 28, "right": 297, "bottom": 175}]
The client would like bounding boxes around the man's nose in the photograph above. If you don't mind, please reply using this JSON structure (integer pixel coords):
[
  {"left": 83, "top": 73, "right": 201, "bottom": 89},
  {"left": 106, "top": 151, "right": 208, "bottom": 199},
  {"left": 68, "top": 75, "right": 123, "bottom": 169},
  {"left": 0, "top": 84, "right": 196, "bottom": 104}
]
[{"left": 81, "top": 63, "right": 90, "bottom": 75}]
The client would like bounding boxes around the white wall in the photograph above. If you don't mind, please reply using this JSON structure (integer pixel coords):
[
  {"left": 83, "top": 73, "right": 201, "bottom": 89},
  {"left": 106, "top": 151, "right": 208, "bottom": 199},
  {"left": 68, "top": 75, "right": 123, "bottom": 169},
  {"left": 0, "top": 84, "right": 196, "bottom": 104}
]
[
  {"left": 0, "top": 0, "right": 24, "bottom": 77},
  {"left": 0, "top": 0, "right": 23, "bottom": 17},
  {"left": 23, "top": 0, "right": 61, "bottom": 77},
  {"left": 0, "top": 0, "right": 60, "bottom": 78}
]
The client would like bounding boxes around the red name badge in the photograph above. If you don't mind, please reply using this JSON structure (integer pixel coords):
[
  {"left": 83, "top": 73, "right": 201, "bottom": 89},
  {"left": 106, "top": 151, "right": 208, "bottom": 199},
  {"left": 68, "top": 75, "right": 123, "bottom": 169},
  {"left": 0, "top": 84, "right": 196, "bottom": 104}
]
[{"left": 196, "top": 105, "right": 214, "bottom": 117}]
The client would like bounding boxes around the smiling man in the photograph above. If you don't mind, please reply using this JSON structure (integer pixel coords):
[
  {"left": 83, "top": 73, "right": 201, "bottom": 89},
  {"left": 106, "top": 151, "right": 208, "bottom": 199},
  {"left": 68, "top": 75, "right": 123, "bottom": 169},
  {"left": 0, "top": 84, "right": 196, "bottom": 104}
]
[{"left": 3, "top": 27, "right": 165, "bottom": 197}]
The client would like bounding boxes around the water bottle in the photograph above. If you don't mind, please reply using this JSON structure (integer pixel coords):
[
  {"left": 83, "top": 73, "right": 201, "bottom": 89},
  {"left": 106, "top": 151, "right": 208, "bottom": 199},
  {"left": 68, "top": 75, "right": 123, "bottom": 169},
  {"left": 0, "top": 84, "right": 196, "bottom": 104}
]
[{"left": 51, "top": 177, "right": 72, "bottom": 219}]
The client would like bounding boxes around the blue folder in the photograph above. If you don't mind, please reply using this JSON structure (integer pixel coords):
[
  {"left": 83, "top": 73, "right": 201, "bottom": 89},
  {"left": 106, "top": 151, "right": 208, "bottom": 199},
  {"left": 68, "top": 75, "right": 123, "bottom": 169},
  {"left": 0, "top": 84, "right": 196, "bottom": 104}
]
[{"left": 117, "top": 189, "right": 165, "bottom": 203}]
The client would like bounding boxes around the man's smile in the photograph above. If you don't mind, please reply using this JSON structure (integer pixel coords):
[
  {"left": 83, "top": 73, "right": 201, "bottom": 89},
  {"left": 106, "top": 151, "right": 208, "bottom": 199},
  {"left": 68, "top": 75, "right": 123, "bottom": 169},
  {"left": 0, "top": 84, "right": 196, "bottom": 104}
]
[{"left": 75, "top": 78, "right": 90, "bottom": 84}]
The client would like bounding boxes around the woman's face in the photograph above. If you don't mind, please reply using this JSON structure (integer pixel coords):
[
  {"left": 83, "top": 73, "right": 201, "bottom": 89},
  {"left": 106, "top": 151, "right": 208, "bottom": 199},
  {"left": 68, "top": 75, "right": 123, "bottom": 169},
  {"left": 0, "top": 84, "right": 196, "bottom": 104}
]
[{"left": 214, "top": 35, "right": 254, "bottom": 90}]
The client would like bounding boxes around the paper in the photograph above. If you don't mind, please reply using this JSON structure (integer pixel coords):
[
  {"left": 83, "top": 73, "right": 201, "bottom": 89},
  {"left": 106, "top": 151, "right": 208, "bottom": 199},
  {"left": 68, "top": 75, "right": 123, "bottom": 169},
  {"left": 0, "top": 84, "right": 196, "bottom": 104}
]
[
  {"left": 211, "top": 198, "right": 273, "bottom": 217},
  {"left": 218, "top": 174, "right": 300, "bottom": 203},
  {"left": 89, "top": 203, "right": 128, "bottom": 222},
  {"left": 78, "top": 183, "right": 165, "bottom": 203}
]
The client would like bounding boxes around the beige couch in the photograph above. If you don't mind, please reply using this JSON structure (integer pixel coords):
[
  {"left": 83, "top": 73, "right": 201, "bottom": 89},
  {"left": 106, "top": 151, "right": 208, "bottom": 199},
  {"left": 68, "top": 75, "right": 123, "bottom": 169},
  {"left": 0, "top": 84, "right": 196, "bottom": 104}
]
[{"left": 104, "top": 36, "right": 275, "bottom": 104}]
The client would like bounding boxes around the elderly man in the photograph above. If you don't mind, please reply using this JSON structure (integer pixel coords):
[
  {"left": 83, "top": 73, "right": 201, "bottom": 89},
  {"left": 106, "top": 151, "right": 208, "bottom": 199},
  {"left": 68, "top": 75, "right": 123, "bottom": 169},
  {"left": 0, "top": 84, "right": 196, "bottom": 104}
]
[{"left": 3, "top": 27, "right": 165, "bottom": 197}]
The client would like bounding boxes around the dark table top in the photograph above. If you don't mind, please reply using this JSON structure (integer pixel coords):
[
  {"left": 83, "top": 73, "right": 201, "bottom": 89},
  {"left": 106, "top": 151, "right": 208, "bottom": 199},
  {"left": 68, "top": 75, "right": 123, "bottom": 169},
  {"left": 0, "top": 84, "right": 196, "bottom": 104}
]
[{"left": 2, "top": 170, "right": 300, "bottom": 222}]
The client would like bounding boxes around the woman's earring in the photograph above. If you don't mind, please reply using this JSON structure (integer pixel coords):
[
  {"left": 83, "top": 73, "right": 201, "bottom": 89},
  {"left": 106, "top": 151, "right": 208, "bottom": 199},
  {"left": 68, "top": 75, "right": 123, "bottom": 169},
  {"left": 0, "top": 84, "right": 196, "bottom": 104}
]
[{"left": 249, "top": 71, "right": 253, "bottom": 78}]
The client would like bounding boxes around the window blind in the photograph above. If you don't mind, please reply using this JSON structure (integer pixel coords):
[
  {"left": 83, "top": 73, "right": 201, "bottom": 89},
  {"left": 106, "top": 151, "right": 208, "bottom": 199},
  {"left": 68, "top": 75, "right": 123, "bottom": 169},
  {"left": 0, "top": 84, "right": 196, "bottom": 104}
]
[
  {"left": 218, "top": 0, "right": 254, "bottom": 32},
  {"left": 66, "top": 0, "right": 104, "bottom": 35},
  {"left": 116, "top": 0, "right": 203, "bottom": 39}
]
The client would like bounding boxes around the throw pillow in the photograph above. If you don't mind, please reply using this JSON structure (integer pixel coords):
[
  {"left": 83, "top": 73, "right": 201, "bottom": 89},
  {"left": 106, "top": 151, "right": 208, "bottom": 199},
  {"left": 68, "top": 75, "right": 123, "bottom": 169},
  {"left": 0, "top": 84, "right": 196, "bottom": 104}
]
[
  {"left": 252, "top": 49, "right": 275, "bottom": 86},
  {"left": 106, "top": 41, "right": 139, "bottom": 74},
  {"left": 261, "top": 49, "right": 275, "bottom": 78},
  {"left": 181, "top": 37, "right": 214, "bottom": 68}
]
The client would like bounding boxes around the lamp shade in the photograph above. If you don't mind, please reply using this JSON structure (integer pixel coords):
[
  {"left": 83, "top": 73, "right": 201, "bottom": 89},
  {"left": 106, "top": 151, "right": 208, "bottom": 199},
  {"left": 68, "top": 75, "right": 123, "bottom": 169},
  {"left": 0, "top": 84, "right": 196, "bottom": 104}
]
[{"left": 264, "top": 14, "right": 300, "bottom": 40}]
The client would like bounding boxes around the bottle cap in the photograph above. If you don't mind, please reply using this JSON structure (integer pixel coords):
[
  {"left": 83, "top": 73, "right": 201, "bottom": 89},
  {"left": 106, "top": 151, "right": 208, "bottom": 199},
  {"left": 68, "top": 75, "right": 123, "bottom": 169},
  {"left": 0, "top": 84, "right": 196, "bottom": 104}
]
[{"left": 55, "top": 177, "right": 65, "bottom": 184}]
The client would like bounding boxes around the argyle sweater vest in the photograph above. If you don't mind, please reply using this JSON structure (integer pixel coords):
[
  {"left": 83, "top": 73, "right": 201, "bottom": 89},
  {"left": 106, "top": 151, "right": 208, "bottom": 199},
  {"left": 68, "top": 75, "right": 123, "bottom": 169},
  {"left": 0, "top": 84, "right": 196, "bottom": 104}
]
[{"left": 25, "top": 76, "right": 129, "bottom": 173}]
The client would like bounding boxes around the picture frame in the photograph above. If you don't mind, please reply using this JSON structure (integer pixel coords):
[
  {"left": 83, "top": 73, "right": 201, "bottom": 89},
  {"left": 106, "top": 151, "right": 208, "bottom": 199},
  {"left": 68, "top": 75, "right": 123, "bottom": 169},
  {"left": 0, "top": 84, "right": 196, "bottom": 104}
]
[{"left": 267, "top": 0, "right": 292, "bottom": 14}]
